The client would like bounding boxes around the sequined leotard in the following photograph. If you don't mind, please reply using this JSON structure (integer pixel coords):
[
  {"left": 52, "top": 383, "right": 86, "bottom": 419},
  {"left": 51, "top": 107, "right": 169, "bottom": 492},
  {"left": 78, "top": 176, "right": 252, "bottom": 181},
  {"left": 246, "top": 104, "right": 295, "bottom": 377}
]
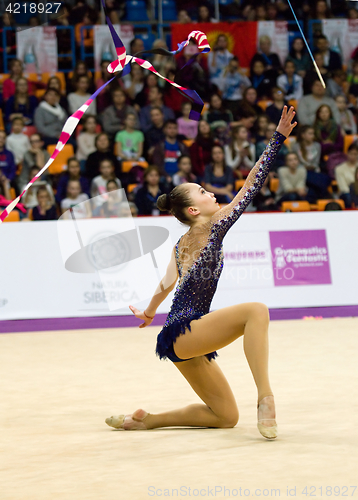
[{"left": 155, "top": 131, "right": 286, "bottom": 363}]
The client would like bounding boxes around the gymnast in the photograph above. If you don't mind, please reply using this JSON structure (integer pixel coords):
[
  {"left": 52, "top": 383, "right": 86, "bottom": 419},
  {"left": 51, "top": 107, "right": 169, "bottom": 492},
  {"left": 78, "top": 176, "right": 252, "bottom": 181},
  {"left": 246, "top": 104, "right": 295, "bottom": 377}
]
[{"left": 105, "top": 106, "right": 296, "bottom": 439}]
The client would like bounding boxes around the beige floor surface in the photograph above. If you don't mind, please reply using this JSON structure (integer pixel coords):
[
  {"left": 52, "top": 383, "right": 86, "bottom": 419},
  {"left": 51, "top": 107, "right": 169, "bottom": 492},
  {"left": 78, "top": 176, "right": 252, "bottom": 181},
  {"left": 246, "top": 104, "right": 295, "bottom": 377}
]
[{"left": 1, "top": 318, "right": 358, "bottom": 500}]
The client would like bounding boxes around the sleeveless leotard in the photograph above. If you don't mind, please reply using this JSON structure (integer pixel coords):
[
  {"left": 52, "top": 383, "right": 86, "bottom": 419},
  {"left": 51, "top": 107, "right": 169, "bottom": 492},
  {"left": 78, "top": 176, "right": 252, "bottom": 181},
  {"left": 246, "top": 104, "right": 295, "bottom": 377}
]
[{"left": 155, "top": 131, "right": 286, "bottom": 362}]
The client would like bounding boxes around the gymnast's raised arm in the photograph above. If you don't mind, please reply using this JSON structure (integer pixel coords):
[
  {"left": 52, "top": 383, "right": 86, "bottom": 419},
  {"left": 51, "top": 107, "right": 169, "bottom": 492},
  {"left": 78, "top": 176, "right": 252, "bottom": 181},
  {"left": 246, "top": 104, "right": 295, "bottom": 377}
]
[{"left": 209, "top": 106, "right": 297, "bottom": 238}]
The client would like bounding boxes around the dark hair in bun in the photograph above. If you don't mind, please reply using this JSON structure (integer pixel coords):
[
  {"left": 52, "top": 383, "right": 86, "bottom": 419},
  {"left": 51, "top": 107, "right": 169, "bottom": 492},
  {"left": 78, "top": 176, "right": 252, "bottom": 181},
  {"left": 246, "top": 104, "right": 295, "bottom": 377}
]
[{"left": 156, "top": 185, "right": 193, "bottom": 226}]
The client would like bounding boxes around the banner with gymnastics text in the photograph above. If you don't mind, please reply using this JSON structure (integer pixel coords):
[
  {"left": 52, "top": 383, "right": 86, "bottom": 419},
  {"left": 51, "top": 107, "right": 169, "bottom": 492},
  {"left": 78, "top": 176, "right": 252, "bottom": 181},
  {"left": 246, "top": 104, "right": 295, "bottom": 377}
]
[{"left": 171, "top": 22, "right": 258, "bottom": 69}]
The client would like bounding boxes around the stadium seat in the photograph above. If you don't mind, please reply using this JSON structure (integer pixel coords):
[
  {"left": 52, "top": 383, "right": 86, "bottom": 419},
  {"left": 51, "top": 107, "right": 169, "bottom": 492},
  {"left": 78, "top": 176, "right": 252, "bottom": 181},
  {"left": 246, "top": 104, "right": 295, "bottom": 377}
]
[
  {"left": 127, "top": 183, "right": 138, "bottom": 193},
  {"left": 22, "top": 125, "right": 37, "bottom": 137},
  {"left": 257, "top": 100, "right": 272, "bottom": 112},
  {"left": 121, "top": 160, "right": 148, "bottom": 173},
  {"left": 317, "top": 199, "right": 345, "bottom": 211},
  {"left": 46, "top": 144, "right": 74, "bottom": 175},
  {"left": 281, "top": 201, "right": 310, "bottom": 212},
  {"left": 0, "top": 109, "right": 4, "bottom": 131},
  {"left": 10, "top": 188, "right": 16, "bottom": 200},
  {"left": 124, "top": 0, "right": 149, "bottom": 21},
  {"left": 235, "top": 179, "right": 245, "bottom": 191},
  {"left": 182, "top": 139, "right": 194, "bottom": 148},
  {"left": 75, "top": 123, "right": 102, "bottom": 138},
  {"left": 162, "top": 0, "right": 177, "bottom": 21},
  {"left": 284, "top": 136, "right": 296, "bottom": 150},
  {"left": 28, "top": 208, "right": 33, "bottom": 221},
  {"left": 136, "top": 32, "right": 156, "bottom": 52},
  {"left": 1, "top": 210, "right": 20, "bottom": 222},
  {"left": 287, "top": 99, "right": 298, "bottom": 109},
  {"left": 343, "top": 134, "right": 358, "bottom": 153},
  {"left": 42, "top": 72, "right": 67, "bottom": 93},
  {"left": 269, "top": 178, "right": 279, "bottom": 193},
  {"left": 0, "top": 74, "right": 9, "bottom": 85}
]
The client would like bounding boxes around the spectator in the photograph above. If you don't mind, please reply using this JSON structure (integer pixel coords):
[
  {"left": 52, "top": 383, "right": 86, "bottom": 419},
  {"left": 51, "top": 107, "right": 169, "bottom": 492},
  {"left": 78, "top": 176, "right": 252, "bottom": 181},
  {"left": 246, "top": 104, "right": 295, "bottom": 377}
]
[
  {"left": 91, "top": 158, "right": 123, "bottom": 211},
  {"left": 135, "top": 73, "right": 159, "bottom": 109},
  {"left": 286, "top": 37, "right": 311, "bottom": 79},
  {"left": 189, "top": 119, "right": 219, "bottom": 183},
  {"left": 315, "top": 34, "right": 342, "bottom": 72},
  {"left": 335, "top": 95, "right": 357, "bottom": 135},
  {"left": 20, "top": 133, "right": 50, "bottom": 191},
  {"left": 32, "top": 186, "right": 57, "bottom": 221},
  {"left": 150, "top": 40, "right": 170, "bottom": 76},
  {"left": 293, "top": 125, "right": 321, "bottom": 172},
  {"left": 76, "top": 115, "right": 98, "bottom": 170},
  {"left": 85, "top": 132, "right": 121, "bottom": 181},
  {"left": 224, "top": 125, "right": 255, "bottom": 179},
  {"left": 177, "top": 9, "right": 192, "bottom": 23},
  {"left": 5, "top": 117, "right": 31, "bottom": 166},
  {"left": 4, "top": 77, "right": 38, "bottom": 130},
  {"left": 326, "top": 70, "right": 348, "bottom": 100},
  {"left": 69, "top": 60, "right": 94, "bottom": 93},
  {"left": 97, "top": 179, "right": 126, "bottom": 218},
  {"left": 276, "top": 152, "right": 307, "bottom": 204},
  {"left": 266, "top": 87, "right": 288, "bottom": 126},
  {"left": 152, "top": 120, "right": 189, "bottom": 178},
  {"left": 130, "top": 37, "right": 145, "bottom": 55},
  {"left": 251, "top": 35, "right": 283, "bottom": 80},
  {"left": 335, "top": 143, "right": 358, "bottom": 208},
  {"left": 255, "top": 4, "right": 267, "bottom": 21},
  {"left": 144, "top": 106, "right": 166, "bottom": 156},
  {"left": 197, "top": 3, "right": 218, "bottom": 23},
  {"left": 3, "top": 59, "right": 27, "bottom": 101},
  {"left": 139, "top": 87, "right": 175, "bottom": 133},
  {"left": 163, "top": 67, "right": 185, "bottom": 114},
  {"left": 218, "top": 56, "right": 251, "bottom": 118},
  {"left": 175, "top": 40, "right": 210, "bottom": 101},
  {"left": 100, "top": 87, "right": 139, "bottom": 139},
  {"left": 312, "top": 0, "right": 333, "bottom": 20},
  {"left": 277, "top": 60, "right": 303, "bottom": 101},
  {"left": 55, "top": 157, "right": 90, "bottom": 204},
  {"left": 254, "top": 114, "right": 269, "bottom": 143},
  {"left": 204, "top": 145, "right": 235, "bottom": 204},
  {"left": 0, "top": 171, "right": 26, "bottom": 217},
  {"left": 204, "top": 93, "right": 233, "bottom": 143},
  {"left": 74, "top": 8, "right": 97, "bottom": 54},
  {"left": 207, "top": 34, "right": 234, "bottom": 88},
  {"left": 68, "top": 75, "right": 97, "bottom": 115},
  {"left": 22, "top": 166, "right": 55, "bottom": 209},
  {"left": 252, "top": 175, "right": 279, "bottom": 212},
  {"left": 60, "top": 179, "right": 92, "bottom": 219},
  {"left": 249, "top": 59, "right": 275, "bottom": 100},
  {"left": 349, "top": 166, "right": 358, "bottom": 208},
  {"left": 293, "top": 125, "right": 332, "bottom": 203},
  {"left": 303, "top": 52, "right": 330, "bottom": 94},
  {"left": 46, "top": 75, "right": 69, "bottom": 112},
  {"left": 34, "top": 89, "right": 68, "bottom": 147},
  {"left": 176, "top": 102, "right": 199, "bottom": 140},
  {"left": 232, "top": 108, "right": 257, "bottom": 138},
  {"left": 237, "top": 86, "right": 263, "bottom": 118},
  {"left": 172, "top": 155, "right": 197, "bottom": 187},
  {"left": 256, "top": 122, "right": 288, "bottom": 172},
  {"left": 134, "top": 165, "right": 170, "bottom": 216},
  {"left": 115, "top": 112, "right": 144, "bottom": 161},
  {"left": 297, "top": 79, "right": 340, "bottom": 126},
  {"left": 95, "top": 59, "right": 115, "bottom": 113},
  {"left": 313, "top": 104, "right": 343, "bottom": 158},
  {"left": 123, "top": 64, "right": 145, "bottom": 105}
]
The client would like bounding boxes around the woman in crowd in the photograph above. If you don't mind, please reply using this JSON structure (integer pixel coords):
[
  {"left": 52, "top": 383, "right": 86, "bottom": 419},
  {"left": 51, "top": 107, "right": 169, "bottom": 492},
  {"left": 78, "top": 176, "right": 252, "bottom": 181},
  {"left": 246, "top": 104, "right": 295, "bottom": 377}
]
[
  {"left": 76, "top": 115, "right": 99, "bottom": 171},
  {"left": 286, "top": 37, "right": 311, "bottom": 79},
  {"left": 32, "top": 185, "right": 58, "bottom": 221},
  {"left": 313, "top": 104, "right": 344, "bottom": 159},
  {"left": 4, "top": 77, "right": 38, "bottom": 131},
  {"left": 266, "top": 87, "right": 288, "bottom": 126},
  {"left": 68, "top": 75, "right": 97, "bottom": 115},
  {"left": 204, "top": 145, "right": 235, "bottom": 204},
  {"left": 224, "top": 125, "right": 255, "bottom": 179},
  {"left": 46, "top": 75, "right": 69, "bottom": 112},
  {"left": 172, "top": 155, "right": 197, "bottom": 187},
  {"left": 189, "top": 120, "right": 219, "bottom": 183},
  {"left": 134, "top": 165, "right": 170, "bottom": 216},
  {"left": 204, "top": 93, "right": 233, "bottom": 143},
  {"left": 177, "top": 102, "right": 199, "bottom": 140},
  {"left": 135, "top": 73, "right": 159, "bottom": 109},
  {"left": 335, "top": 95, "right": 357, "bottom": 135},
  {"left": 56, "top": 157, "right": 90, "bottom": 204}
]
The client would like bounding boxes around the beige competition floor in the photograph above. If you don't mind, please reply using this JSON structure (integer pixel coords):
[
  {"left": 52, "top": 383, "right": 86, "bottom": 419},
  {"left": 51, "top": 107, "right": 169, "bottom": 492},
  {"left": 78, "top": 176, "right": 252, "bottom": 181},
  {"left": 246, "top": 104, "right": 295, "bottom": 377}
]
[{"left": 1, "top": 317, "right": 358, "bottom": 500}]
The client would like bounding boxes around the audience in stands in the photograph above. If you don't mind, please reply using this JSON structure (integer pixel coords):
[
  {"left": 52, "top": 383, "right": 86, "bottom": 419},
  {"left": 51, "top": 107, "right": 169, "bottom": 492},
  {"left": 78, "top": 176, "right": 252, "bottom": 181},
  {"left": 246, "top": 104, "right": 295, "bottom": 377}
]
[
  {"left": 60, "top": 179, "right": 92, "bottom": 219},
  {"left": 335, "top": 143, "right": 358, "bottom": 208},
  {"left": 256, "top": 122, "right": 288, "bottom": 171},
  {"left": 32, "top": 185, "right": 57, "bottom": 221},
  {"left": 313, "top": 104, "right": 343, "bottom": 158},
  {"left": 139, "top": 86, "right": 175, "bottom": 133},
  {"left": 172, "top": 155, "right": 197, "bottom": 187},
  {"left": 335, "top": 95, "right": 357, "bottom": 135},
  {"left": 349, "top": 167, "right": 358, "bottom": 208},
  {"left": 76, "top": 115, "right": 98, "bottom": 170},
  {"left": 5, "top": 117, "right": 30, "bottom": 166},
  {"left": 55, "top": 157, "right": 90, "bottom": 204},
  {"left": 286, "top": 37, "right": 311, "bottom": 79},
  {"left": 85, "top": 132, "right": 121, "bottom": 180},
  {"left": 224, "top": 125, "right": 255, "bottom": 179},
  {"left": 134, "top": 165, "right": 170, "bottom": 216},
  {"left": 152, "top": 120, "right": 189, "bottom": 179},
  {"left": 204, "top": 145, "right": 235, "bottom": 204},
  {"left": 266, "top": 87, "right": 288, "bottom": 126},
  {"left": 100, "top": 87, "right": 139, "bottom": 140},
  {"left": 34, "top": 89, "right": 68, "bottom": 147},
  {"left": 20, "top": 133, "right": 50, "bottom": 191},
  {"left": 22, "top": 166, "right": 55, "bottom": 209},
  {"left": 252, "top": 175, "right": 279, "bottom": 212},
  {"left": 277, "top": 60, "right": 303, "bottom": 101},
  {"left": 176, "top": 102, "right": 199, "bottom": 140},
  {"left": 4, "top": 77, "right": 38, "bottom": 131},
  {"left": 219, "top": 56, "right": 251, "bottom": 118},
  {"left": 276, "top": 152, "right": 307, "bottom": 204},
  {"left": 189, "top": 119, "right": 219, "bottom": 183},
  {"left": 68, "top": 75, "right": 97, "bottom": 115},
  {"left": 208, "top": 34, "right": 234, "bottom": 89},
  {"left": 297, "top": 79, "right": 340, "bottom": 126},
  {"left": 0, "top": 130, "right": 16, "bottom": 184},
  {"left": 91, "top": 158, "right": 123, "bottom": 211},
  {"left": 115, "top": 112, "right": 145, "bottom": 161}
]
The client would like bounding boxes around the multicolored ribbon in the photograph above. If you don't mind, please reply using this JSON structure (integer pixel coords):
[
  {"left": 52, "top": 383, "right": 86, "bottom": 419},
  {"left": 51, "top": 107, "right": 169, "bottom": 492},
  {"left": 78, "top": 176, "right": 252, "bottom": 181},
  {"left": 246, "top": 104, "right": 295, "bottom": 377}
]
[{"left": 0, "top": 0, "right": 210, "bottom": 223}]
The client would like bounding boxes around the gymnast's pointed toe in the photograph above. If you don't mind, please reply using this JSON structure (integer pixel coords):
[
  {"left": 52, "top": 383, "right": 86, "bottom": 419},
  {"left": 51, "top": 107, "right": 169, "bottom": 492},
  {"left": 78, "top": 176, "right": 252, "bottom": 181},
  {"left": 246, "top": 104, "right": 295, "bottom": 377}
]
[{"left": 105, "top": 415, "right": 126, "bottom": 429}]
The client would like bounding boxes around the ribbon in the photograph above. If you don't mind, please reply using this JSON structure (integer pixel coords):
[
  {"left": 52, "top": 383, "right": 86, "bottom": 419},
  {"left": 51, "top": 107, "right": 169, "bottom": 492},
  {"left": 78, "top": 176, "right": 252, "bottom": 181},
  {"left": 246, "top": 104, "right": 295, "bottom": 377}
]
[{"left": 0, "top": 0, "right": 210, "bottom": 223}]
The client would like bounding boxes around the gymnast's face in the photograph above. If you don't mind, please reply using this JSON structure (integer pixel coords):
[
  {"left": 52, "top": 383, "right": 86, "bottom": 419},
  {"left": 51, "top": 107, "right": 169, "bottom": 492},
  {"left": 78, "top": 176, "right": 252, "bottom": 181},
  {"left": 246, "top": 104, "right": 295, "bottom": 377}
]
[{"left": 186, "top": 184, "right": 220, "bottom": 221}]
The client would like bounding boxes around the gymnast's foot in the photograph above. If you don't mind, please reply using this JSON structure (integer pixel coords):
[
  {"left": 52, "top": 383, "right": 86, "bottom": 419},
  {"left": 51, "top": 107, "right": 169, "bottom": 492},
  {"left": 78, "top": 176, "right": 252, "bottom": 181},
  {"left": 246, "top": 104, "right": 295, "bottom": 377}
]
[
  {"left": 105, "top": 409, "right": 150, "bottom": 430},
  {"left": 257, "top": 395, "right": 277, "bottom": 439}
]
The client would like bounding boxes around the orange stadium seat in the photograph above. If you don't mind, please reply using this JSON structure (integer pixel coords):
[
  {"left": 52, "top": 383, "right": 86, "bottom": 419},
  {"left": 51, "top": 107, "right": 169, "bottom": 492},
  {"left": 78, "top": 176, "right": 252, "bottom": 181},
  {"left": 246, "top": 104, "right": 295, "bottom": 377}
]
[
  {"left": 182, "top": 139, "right": 194, "bottom": 148},
  {"left": 317, "top": 199, "right": 345, "bottom": 211},
  {"left": 0, "top": 73, "right": 9, "bottom": 85},
  {"left": 127, "top": 183, "right": 138, "bottom": 193},
  {"left": 75, "top": 123, "right": 102, "bottom": 138},
  {"left": 281, "top": 201, "right": 310, "bottom": 212},
  {"left": 0, "top": 109, "right": 4, "bottom": 131},
  {"left": 235, "top": 179, "right": 245, "bottom": 191},
  {"left": 46, "top": 144, "right": 74, "bottom": 175},
  {"left": 344, "top": 134, "right": 358, "bottom": 153},
  {"left": 257, "top": 100, "right": 272, "bottom": 112},
  {"left": 121, "top": 160, "right": 148, "bottom": 173},
  {"left": 22, "top": 125, "right": 37, "bottom": 137},
  {"left": 269, "top": 178, "right": 280, "bottom": 193},
  {"left": 284, "top": 136, "right": 296, "bottom": 150},
  {"left": 42, "top": 72, "right": 67, "bottom": 93},
  {"left": 10, "top": 188, "right": 16, "bottom": 200},
  {"left": 1, "top": 210, "right": 20, "bottom": 222}
]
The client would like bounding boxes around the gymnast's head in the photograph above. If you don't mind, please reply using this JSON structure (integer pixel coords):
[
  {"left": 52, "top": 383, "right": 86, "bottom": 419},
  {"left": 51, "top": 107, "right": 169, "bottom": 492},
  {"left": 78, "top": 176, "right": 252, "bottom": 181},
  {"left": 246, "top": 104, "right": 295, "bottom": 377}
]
[{"left": 157, "top": 182, "right": 220, "bottom": 228}]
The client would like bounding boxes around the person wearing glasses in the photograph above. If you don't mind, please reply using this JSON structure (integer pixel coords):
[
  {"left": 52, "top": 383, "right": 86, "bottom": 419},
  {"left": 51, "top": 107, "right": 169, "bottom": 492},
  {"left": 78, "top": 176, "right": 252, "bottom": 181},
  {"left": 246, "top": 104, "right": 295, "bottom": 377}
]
[{"left": 18, "top": 133, "right": 51, "bottom": 192}]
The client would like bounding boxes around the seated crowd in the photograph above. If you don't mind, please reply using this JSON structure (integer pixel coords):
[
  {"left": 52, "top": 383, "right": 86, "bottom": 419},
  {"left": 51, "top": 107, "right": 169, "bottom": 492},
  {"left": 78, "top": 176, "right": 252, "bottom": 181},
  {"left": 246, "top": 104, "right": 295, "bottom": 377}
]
[{"left": 1, "top": 9, "right": 358, "bottom": 219}]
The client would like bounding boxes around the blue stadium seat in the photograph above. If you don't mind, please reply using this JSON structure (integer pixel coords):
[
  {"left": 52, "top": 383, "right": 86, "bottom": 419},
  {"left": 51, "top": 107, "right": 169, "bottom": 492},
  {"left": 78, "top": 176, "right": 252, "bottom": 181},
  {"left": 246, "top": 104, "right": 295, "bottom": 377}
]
[
  {"left": 162, "top": 0, "right": 177, "bottom": 21},
  {"left": 124, "top": 0, "right": 149, "bottom": 22},
  {"left": 136, "top": 32, "right": 156, "bottom": 51}
]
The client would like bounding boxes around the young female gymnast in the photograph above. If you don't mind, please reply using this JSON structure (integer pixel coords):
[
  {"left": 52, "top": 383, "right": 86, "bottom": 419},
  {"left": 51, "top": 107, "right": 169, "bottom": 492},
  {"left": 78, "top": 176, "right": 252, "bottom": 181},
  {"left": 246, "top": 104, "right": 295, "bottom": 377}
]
[{"left": 105, "top": 106, "right": 297, "bottom": 439}]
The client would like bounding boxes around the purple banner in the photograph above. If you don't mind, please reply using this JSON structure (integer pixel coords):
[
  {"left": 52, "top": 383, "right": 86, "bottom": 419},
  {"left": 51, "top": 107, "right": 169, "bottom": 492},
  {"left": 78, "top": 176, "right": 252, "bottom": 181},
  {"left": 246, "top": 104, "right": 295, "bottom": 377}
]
[{"left": 269, "top": 230, "right": 332, "bottom": 287}]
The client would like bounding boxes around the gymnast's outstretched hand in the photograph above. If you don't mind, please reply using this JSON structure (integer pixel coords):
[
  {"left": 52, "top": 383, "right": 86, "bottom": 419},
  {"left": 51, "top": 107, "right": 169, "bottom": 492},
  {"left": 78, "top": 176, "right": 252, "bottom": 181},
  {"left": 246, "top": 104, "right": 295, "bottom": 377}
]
[
  {"left": 276, "top": 106, "right": 297, "bottom": 138},
  {"left": 129, "top": 305, "right": 154, "bottom": 328}
]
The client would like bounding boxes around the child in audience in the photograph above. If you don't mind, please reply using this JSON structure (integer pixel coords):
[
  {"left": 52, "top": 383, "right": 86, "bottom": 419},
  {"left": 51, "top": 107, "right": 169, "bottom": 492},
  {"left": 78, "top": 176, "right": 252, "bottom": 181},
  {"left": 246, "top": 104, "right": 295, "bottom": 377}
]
[
  {"left": 115, "top": 112, "right": 145, "bottom": 161},
  {"left": 335, "top": 95, "right": 357, "bottom": 135},
  {"left": 293, "top": 125, "right": 321, "bottom": 172},
  {"left": 32, "top": 186, "right": 57, "bottom": 220},
  {"left": 91, "top": 159, "right": 123, "bottom": 210},
  {"left": 60, "top": 179, "right": 92, "bottom": 218},
  {"left": 5, "top": 116, "right": 30, "bottom": 166},
  {"left": 276, "top": 152, "right": 307, "bottom": 205},
  {"left": 172, "top": 155, "right": 197, "bottom": 186},
  {"left": 176, "top": 102, "right": 199, "bottom": 140},
  {"left": 97, "top": 179, "right": 124, "bottom": 217},
  {"left": 55, "top": 157, "right": 90, "bottom": 204},
  {"left": 21, "top": 166, "right": 55, "bottom": 209},
  {"left": 76, "top": 115, "right": 98, "bottom": 171},
  {"left": 224, "top": 125, "right": 255, "bottom": 179}
]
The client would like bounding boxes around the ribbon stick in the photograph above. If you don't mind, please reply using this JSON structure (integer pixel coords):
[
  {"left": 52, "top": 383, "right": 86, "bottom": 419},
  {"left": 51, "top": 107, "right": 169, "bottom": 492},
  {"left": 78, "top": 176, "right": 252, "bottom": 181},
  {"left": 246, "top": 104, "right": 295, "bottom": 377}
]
[
  {"left": 0, "top": 0, "right": 211, "bottom": 223},
  {"left": 286, "top": 0, "right": 326, "bottom": 89}
]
